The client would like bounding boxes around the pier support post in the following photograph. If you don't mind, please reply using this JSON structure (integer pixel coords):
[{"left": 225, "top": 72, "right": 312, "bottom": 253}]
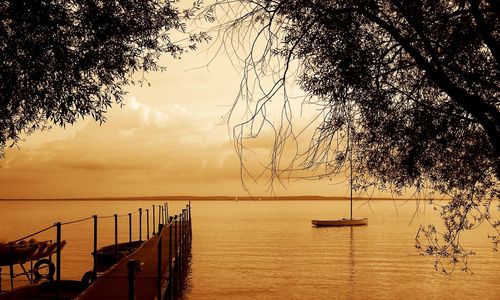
[
  {"left": 146, "top": 209, "right": 150, "bottom": 239},
  {"left": 139, "top": 208, "right": 142, "bottom": 242},
  {"left": 190, "top": 206, "right": 192, "bottom": 247},
  {"left": 152, "top": 206, "right": 156, "bottom": 235},
  {"left": 185, "top": 208, "right": 188, "bottom": 253},
  {"left": 9, "top": 265, "right": 13, "bottom": 290},
  {"left": 127, "top": 259, "right": 141, "bottom": 300},
  {"left": 159, "top": 205, "right": 162, "bottom": 226},
  {"left": 168, "top": 217, "right": 173, "bottom": 300},
  {"left": 173, "top": 215, "right": 178, "bottom": 296},
  {"left": 179, "top": 212, "right": 183, "bottom": 282},
  {"left": 129, "top": 213, "right": 132, "bottom": 253},
  {"left": 93, "top": 215, "right": 98, "bottom": 275},
  {"left": 160, "top": 206, "right": 163, "bottom": 225},
  {"left": 114, "top": 214, "right": 118, "bottom": 261},
  {"left": 186, "top": 208, "right": 189, "bottom": 255},
  {"left": 55, "top": 222, "right": 61, "bottom": 299},
  {"left": 157, "top": 224, "right": 164, "bottom": 300},
  {"left": 188, "top": 202, "right": 192, "bottom": 242},
  {"left": 165, "top": 203, "right": 168, "bottom": 224}
]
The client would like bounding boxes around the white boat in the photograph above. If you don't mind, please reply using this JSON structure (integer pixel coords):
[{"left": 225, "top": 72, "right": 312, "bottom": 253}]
[
  {"left": 312, "top": 120, "right": 368, "bottom": 227},
  {"left": 312, "top": 217, "right": 368, "bottom": 227}
]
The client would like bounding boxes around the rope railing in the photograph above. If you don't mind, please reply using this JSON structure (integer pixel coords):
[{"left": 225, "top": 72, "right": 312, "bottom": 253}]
[
  {"left": 11, "top": 224, "right": 55, "bottom": 243},
  {"left": 115, "top": 212, "right": 131, "bottom": 218},
  {"left": 97, "top": 214, "right": 116, "bottom": 219},
  {"left": 10, "top": 209, "right": 153, "bottom": 244},
  {"left": 60, "top": 216, "right": 94, "bottom": 226}
]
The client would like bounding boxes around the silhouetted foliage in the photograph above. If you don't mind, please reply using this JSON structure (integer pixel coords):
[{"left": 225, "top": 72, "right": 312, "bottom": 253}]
[
  {"left": 0, "top": 0, "right": 210, "bottom": 155},
  {"left": 211, "top": 0, "right": 499, "bottom": 271}
]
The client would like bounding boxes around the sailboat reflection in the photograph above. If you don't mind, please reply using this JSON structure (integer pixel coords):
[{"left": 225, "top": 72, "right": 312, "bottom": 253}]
[{"left": 348, "top": 227, "right": 355, "bottom": 283}]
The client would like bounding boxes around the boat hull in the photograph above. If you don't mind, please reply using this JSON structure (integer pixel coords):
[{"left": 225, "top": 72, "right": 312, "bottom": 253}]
[
  {"left": 93, "top": 240, "right": 144, "bottom": 272},
  {"left": 311, "top": 218, "right": 368, "bottom": 227}
]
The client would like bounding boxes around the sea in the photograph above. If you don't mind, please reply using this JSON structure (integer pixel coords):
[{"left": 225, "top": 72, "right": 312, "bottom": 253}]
[{"left": 0, "top": 200, "right": 498, "bottom": 299}]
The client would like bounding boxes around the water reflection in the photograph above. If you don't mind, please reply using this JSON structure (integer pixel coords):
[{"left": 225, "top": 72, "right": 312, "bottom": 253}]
[{"left": 349, "top": 227, "right": 354, "bottom": 291}]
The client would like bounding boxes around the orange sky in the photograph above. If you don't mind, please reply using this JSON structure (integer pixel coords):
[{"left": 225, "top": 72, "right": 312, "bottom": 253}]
[
  {"left": 0, "top": 45, "right": 361, "bottom": 199},
  {"left": 0, "top": 2, "right": 398, "bottom": 199}
]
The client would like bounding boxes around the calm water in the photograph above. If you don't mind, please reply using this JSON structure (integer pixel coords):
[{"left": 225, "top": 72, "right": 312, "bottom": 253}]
[{"left": 0, "top": 200, "right": 499, "bottom": 299}]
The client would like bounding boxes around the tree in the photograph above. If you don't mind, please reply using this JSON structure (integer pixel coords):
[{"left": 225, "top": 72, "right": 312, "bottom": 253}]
[
  {"left": 0, "top": 0, "right": 210, "bottom": 156},
  {"left": 210, "top": 0, "right": 499, "bottom": 272}
]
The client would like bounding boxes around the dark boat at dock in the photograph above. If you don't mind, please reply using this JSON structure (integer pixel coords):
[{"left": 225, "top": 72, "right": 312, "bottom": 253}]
[{"left": 92, "top": 240, "right": 144, "bottom": 273}]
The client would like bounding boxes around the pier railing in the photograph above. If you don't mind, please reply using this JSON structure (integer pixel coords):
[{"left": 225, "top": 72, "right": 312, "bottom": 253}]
[
  {"left": 126, "top": 203, "right": 192, "bottom": 300},
  {"left": 0, "top": 201, "right": 191, "bottom": 300}
]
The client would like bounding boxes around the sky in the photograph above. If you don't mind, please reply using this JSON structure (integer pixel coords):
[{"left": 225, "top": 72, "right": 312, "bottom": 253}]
[{"left": 0, "top": 2, "right": 389, "bottom": 199}]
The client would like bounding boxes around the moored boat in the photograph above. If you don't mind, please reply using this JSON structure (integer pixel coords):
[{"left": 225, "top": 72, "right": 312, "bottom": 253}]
[
  {"left": 93, "top": 240, "right": 144, "bottom": 273},
  {"left": 311, "top": 118, "right": 368, "bottom": 227},
  {"left": 311, "top": 218, "right": 368, "bottom": 227},
  {"left": 0, "top": 243, "right": 39, "bottom": 266}
]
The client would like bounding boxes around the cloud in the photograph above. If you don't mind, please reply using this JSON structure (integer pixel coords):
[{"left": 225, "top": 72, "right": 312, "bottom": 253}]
[
  {"left": 0, "top": 53, "right": 350, "bottom": 198},
  {"left": 0, "top": 95, "right": 246, "bottom": 198}
]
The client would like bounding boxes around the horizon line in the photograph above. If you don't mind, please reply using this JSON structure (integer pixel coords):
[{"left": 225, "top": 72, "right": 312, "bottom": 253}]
[{"left": 0, "top": 195, "right": 441, "bottom": 201}]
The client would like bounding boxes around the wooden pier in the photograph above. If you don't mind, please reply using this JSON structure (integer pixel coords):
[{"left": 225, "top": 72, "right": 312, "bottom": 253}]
[
  {"left": 78, "top": 213, "right": 191, "bottom": 300},
  {"left": 0, "top": 203, "right": 192, "bottom": 300}
]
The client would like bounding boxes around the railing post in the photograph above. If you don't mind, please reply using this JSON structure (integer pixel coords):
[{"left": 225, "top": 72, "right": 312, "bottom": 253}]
[
  {"left": 190, "top": 204, "right": 192, "bottom": 245},
  {"left": 159, "top": 205, "right": 162, "bottom": 226},
  {"left": 157, "top": 224, "right": 164, "bottom": 299},
  {"left": 139, "top": 208, "right": 142, "bottom": 242},
  {"left": 114, "top": 214, "right": 118, "bottom": 260},
  {"left": 9, "top": 265, "right": 13, "bottom": 290},
  {"left": 184, "top": 209, "right": 187, "bottom": 257},
  {"left": 184, "top": 210, "right": 187, "bottom": 250},
  {"left": 127, "top": 259, "right": 141, "bottom": 300},
  {"left": 93, "top": 215, "right": 98, "bottom": 275},
  {"left": 159, "top": 205, "right": 162, "bottom": 225},
  {"left": 173, "top": 215, "right": 178, "bottom": 296},
  {"left": 188, "top": 203, "right": 192, "bottom": 244},
  {"left": 152, "top": 205, "right": 156, "bottom": 235},
  {"left": 129, "top": 213, "right": 132, "bottom": 252},
  {"left": 146, "top": 209, "right": 150, "bottom": 239},
  {"left": 179, "top": 212, "right": 183, "bottom": 281},
  {"left": 165, "top": 203, "right": 168, "bottom": 224},
  {"left": 168, "top": 217, "right": 173, "bottom": 300},
  {"left": 161, "top": 205, "right": 164, "bottom": 225},
  {"left": 55, "top": 222, "right": 61, "bottom": 299}
]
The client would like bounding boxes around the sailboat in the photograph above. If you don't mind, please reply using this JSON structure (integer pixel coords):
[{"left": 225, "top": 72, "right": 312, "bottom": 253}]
[
  {"left": 311, "top": 117, "right": 368, "bottom": 227},
  {"left": 311, "top": 185, "right": 368, "bottom": 226}
]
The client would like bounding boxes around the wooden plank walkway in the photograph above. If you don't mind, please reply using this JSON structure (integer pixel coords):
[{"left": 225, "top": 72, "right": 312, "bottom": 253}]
[{"left": 77, "top": 224, "right": 178, "bottom": 300}]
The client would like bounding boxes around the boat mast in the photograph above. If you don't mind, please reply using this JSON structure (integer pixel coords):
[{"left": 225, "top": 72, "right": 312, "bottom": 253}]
[{"left": 348, "top": 109, "right": 353, "bottom": 220}]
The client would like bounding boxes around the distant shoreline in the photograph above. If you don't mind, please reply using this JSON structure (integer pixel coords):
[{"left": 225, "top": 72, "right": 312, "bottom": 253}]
[{"left": 0, "top": 195, "right": 429, "bottom": 201}]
